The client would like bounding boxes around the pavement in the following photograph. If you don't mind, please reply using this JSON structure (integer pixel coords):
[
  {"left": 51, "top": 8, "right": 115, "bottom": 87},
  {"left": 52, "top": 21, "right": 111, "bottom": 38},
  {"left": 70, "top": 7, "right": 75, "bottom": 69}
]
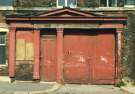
[
  {"left": 121, "top": 85, "right": 135, "bottom": 94},
  {"left": 0, "top": 81, "right": 61, "bottom": 94},
  {"left": 0, "top": 81, "right": 132, "bottom": 94},
  {"left": 50, "top": 84, "right": 130, "bottom": 94}
]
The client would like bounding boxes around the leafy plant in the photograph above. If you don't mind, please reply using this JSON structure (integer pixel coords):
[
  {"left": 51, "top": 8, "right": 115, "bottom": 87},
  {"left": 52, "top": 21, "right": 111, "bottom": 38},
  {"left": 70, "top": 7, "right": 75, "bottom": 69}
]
[{"left": 115, "top": 81, "right": 126, "bottom": 87}]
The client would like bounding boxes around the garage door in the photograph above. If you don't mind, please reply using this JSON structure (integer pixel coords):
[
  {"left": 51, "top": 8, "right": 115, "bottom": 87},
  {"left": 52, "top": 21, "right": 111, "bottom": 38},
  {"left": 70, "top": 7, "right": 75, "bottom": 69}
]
[
  {"left": 64, "top": 29, "right": 96, "bottom": 83},
  {"left": 63, "top": 29, "right": 115, "bottom": 84},
  {"left": 92, "top": 30, "right": 115, "bottom": 84}
]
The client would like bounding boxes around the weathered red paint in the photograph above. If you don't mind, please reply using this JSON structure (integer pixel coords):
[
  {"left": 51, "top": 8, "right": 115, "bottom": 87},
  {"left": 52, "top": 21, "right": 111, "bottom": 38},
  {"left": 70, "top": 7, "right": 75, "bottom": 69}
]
[
  {"left": 56, "top": 28, "right": 64, "bottom": 83},
  {"left": 92, "top": 30, "right": 115, "bottom": 84},
  {"left": 16, "top": 31, "right": 33, "bottom": 42},
  {"left": 6, "top": 8, "right": 127, "bottom": 22},
  {"left": 99, "top": 24, "right": 124, "bottom": 29},
  {"left": 6, "top": 8, "right": 127, "bottom": 84},
  {"left": 9, "top": 27, "right": 16, "bottom": 77},
  {"left": 39, "top": 8, "right": 94, "bottom": 17},
  {"left": 33, "top": 30, "right": 40, "bottom": 80},
  {"left": 40, "top": 36, "right": 57, "bottom": 81},
  {"left": 116, "top": 30, "right": 123, "bottom": 83},
  {"left": 63, "top": 29, "right": 115, "bottom": 84},
  {"left": 63, "top": 30, "right": 95, "bottom": 83},
  {"left": 7, "top": 17, "right": 127, "bottom": 22}
]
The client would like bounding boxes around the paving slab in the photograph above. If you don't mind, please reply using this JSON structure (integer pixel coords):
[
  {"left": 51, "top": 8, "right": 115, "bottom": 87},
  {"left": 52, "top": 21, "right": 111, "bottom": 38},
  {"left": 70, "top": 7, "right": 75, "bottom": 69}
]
[
  {"left": 0, "top": 82, "right": 61, "bottom": 94},
  {"left": 0, "top": 82, "right": 131, "bottom": 94},
  {"left": 50, "top": 84, "right": 130, "bottom": 94}
]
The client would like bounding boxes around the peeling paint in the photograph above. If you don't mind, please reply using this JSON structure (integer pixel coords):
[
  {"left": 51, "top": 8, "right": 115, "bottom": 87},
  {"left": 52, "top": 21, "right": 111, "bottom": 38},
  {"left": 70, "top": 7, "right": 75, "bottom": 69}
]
[
  {"left": 100, "top": 56, "right": 108, "bottom": 63},
  {"left": 78, "top": 56, "right": 86, "bottom": 63},
  {"left": 46, "top": 60, "right": 52, "bottom": 63},
  {"left": 74, "top": 55, "right": 86, "bottom": 63}
]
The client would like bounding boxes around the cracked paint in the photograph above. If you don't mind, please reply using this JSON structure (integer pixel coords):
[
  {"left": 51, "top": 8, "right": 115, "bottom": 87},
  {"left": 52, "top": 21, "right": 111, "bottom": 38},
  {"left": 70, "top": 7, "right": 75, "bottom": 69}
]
[
  {"left": 100, "top": 56, "right": 108, "bottom": 63},
  {"left": 78, "top": 56, "right": 86, "bottom": 63},
  {"left": 75, "top": 55, "right": 86, "bottom": 63}
]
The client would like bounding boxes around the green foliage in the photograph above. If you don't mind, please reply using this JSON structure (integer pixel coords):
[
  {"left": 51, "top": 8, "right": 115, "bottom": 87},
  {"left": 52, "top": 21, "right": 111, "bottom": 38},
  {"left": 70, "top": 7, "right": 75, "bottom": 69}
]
[
  {"left": 122, "top": 28, "right": 128, "bottom": 78},
  {"left": 115, "top": 81, "right": 126, "bottom": 87}
]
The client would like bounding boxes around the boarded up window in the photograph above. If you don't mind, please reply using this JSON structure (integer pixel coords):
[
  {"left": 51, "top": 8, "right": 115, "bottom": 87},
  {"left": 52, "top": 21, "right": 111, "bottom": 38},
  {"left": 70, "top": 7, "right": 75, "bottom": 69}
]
[{"left": 16, "top": 31, "right": 34, "bottom": 61}]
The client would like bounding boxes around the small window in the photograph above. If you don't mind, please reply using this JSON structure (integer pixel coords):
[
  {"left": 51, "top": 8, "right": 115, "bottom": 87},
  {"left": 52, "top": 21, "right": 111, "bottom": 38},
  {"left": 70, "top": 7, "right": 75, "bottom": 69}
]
[
  {"left": 57, "top": 0, "right": 77, "bottom": 8},
  {"left": 67, "top": 0, "right": 77, "bottom": 7},
  {"left": 100, "top": 0, "right": 124, "bottom": 7},
  {"left": 58, "top": 0, "right": 65, "bottom": 6},
  {"left": 0, "top": 0, "right": 12, "bottom": 6},
  {"left": 125, "top": 0, "right": 135, "bottom": 5},
  {"left": 0, "top": 33, "right": 6, "bottom": 64}
]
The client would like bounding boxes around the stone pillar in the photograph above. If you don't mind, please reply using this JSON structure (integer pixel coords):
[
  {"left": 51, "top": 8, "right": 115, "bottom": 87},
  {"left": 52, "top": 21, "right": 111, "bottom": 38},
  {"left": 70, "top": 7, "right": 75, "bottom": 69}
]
[
  {"left": 116, "top": 29, "right": 123, "bottom": 84},
  {"left": 33, "top": 30, "right": 40, "bottom": 80},
  {"left": 8, "top": 27, "right": 16, "bottom": 79},
  {"left": 56, "top": 28, "right": 64, "bottom": 83}
]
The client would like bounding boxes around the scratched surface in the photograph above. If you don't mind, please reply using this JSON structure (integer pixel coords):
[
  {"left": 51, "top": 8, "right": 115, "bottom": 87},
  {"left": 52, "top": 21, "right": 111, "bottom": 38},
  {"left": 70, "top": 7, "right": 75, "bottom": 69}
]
[
  {"left": 16, "top": 31, "right": 34, "bottom": 61},
  {"left": 14, "top": 29, "right": 116, "bottom": 83},
  {"left": 15, "top": 31, "right": 34, "bottom": 81},
  {"left": 40, "top": 33, "right": 57, "bottom": 82},
  {"left": 92, "top": 30, "right": 115, "bottom": 84},
  {"left": 63, "top": 29, "right": 115, "bottom": 84}
]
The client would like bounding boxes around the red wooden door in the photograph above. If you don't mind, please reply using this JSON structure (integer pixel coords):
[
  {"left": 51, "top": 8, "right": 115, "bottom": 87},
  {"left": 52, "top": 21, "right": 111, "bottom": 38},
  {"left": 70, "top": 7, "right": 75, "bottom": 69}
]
[
  {"left": 92, "top": 31, "right": 115, "bottom": 84},
  {"left": 40, "top": 36, "right": 57, "bottom": 81},
  {"left": 40, "top": 29, "right": 115, "bottom": 84},
  {"left": 63, "top": 29, "right": 115, "bottom": 84},
  {"left": 63, "top": 30, "right": 96, "bottom": 83}
]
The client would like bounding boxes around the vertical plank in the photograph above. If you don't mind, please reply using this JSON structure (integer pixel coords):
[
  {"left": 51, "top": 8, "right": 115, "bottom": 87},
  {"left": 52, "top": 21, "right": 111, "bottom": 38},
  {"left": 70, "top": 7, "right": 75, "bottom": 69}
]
[
  {"left": 93, "top": 30, "right": 115, "bottom": 84},
  {"left": 8, "top": 27, "right": 16, "bottom": 78},
  {"left": 33, "top": 30, "right": 40, "bottom": 80},
  {"left": 25, "top": 42, "right": 34, "bottom": 60},
  {"left": 16, "top": 39, "right": 25, "bottom": 60},
  {"left": 56, "top": 28, "right": 64, "bottom": 83}
]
